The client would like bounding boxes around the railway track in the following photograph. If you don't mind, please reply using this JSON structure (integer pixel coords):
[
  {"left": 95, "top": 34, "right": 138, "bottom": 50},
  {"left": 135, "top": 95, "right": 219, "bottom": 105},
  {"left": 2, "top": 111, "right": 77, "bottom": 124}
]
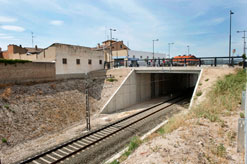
[{"left": 17, "top": 94, "right": 188, "bottom": 164}]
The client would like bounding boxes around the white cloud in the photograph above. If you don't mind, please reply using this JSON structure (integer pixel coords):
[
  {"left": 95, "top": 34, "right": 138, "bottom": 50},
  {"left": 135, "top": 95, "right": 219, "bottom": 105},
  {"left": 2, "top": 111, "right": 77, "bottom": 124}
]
[
  {"left": 50, "top": 20, "right": 64, "bottom": 26},
  {"left": 1, "top": 25, "right": 25, "bottom": 32},
  {"left": 0, "top": 16, "right": 17, "bottom": 23},
  {"left": 211, "top": 17, "right": 226, "bottom": 24},
  {"left": 0, "top": 36, "right": 14, "bottom": 39}
]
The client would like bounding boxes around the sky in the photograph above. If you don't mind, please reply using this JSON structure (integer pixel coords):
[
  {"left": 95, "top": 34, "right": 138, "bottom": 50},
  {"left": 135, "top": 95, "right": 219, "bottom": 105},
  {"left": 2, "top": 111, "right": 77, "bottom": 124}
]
[{"left": 0, "top": 0, "right": 246, "bottom": 57}]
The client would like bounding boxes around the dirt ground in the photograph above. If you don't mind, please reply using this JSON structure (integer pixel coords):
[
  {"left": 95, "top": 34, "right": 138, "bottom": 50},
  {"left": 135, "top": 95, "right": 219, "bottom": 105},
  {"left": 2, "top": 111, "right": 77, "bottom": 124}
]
[
  {"left": 194, "top": 66, "right": 236, "bottom": 105},
  {"left": 122, "top": 67, "right": 245, "bottom": 164},
  {"left": 0, "top": 96, "right": 167, "bottom": 164},
  {"left": 0, "top": 68, "right": 131, "bottom": 164}
]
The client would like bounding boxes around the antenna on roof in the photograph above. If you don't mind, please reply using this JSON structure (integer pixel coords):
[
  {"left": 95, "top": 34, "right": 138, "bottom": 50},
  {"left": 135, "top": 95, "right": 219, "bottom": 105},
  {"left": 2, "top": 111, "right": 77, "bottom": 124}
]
[{"left": 31, "top": 32, "right": 34, "bottom": 48}]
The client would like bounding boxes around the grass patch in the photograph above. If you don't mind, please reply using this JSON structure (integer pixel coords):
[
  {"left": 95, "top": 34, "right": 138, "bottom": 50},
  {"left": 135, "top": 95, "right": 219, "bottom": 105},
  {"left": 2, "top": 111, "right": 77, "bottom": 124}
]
[
  {"left": 240, "top": 112, "right": 245, "bottom": 118},
  {"left": 119, "top": 136, "right": 142, "bottom": 162},
  {"left": 160, "top": 69, "right": 246, "bottom": 133},
  {"left": 205, "top": 78, "right": 209, "bottom": 82},
  {"left": 214, "top": 143, "right": 226, "bottom": 157},
  {"left": 0, "top": 59, "right": 31, "bottom": 65},
  {"left": 109, "top": 160, "right": 120, "bottom": 164},
  {"left": 107, "top": 77, "right": 118, "bottom": 82}
]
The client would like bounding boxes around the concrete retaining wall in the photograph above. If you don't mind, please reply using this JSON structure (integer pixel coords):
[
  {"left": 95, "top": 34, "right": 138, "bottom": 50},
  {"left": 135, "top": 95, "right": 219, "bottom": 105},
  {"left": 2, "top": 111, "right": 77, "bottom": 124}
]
[
  {"left": 0, "top": 62, "right": 55, "bottom": 84},
  {"left": 101, "top": 71, "right": 199, "bottom": 114},
  {"left": 101, "top": 70, "right": 152, "bottom": 114}
]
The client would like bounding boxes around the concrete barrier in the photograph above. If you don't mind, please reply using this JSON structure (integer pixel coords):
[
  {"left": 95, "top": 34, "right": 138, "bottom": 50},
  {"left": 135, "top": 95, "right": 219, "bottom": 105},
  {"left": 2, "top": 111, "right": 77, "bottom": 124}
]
[
  {"left": 237, "top": 118, "right": 245, "bottom": 152},
  {"left": 241, "top": 91, "right": 246, "bottom": 110}
]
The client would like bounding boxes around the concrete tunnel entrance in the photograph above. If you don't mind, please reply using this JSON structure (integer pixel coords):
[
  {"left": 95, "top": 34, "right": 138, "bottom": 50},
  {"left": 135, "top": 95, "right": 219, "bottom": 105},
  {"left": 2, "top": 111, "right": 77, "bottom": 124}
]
[
  {"left": 150, "top": 73, "right": 198, "bottom": 98},
  {"left": 101, "top": 69, "right": 200, "bottom": 114}
]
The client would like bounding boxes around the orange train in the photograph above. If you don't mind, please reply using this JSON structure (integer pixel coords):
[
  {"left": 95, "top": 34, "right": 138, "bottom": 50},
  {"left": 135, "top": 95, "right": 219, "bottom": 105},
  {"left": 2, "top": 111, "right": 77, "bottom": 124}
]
[{"left": 172, "top": 55, "right": 199, "bottom": 65}]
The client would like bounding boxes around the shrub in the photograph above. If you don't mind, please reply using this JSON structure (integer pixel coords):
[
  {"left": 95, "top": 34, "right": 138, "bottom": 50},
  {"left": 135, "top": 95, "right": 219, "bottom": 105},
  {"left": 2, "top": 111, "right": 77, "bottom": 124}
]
[
  {"left": 196, "top": 91, "right": 202, "bottom": 97},
  {"left": 4, "top": 104, "right": 9, "bottom": 109},
  {"left": 205, "top": 78, "right": 209, "bottom": 82},
  {"left": 119, "top": 136, "right": 142, "bottom": 162},
  {"left": 1, "top": 87, "right": 12, "bottom": 102},
  {"left": 240, "top": 112, "right": 245, "bottom": 118},
  {"left": 0, "top": 59, "right": 31, "bottom": 65},
  {"left": 216, "top": 143, "right": 226, "bottom": 157},
  {"left": 2, "top": 138, "right": 7, "bottom": 143}
]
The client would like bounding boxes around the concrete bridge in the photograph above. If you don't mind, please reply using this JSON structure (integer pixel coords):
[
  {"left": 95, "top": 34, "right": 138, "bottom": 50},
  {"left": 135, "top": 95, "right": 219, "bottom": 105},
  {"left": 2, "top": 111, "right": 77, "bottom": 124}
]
[{"left": 101, "top": 67, "right": 202, "bottom": 114}]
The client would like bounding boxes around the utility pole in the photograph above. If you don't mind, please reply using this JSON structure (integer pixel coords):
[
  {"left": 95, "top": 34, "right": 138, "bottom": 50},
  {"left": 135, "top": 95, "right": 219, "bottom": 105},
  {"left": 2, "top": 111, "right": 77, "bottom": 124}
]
[
  {"left": 109, "top": 28, "right": 116, "bottom": 67},
  {"left": 85, "top": 76, "right": 90, "bottom": 131},
  {"left": 152, "top": 39, "right": 159, "bottom": 67},
  {"left": 31, "top": 32, "right": 34, "bottom": 48},
  {"left": 237, "top": 30, "right": 247, "bottom": 56},
  {"left": 229, "top": 10, "right": 234, "bottom": 64}
]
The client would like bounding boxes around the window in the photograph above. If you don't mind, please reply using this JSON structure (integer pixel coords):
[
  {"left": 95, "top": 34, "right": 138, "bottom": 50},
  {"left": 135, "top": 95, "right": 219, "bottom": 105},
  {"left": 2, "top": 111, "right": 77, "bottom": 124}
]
[
  {"left": 88, "top": 59, "right": 92, "bottom": 65},
  {"left": 133, "top": 55, "right": 135, "bottom": 58},
  {"left": 140, "top": 56, "right": 142, "bottom": 59},
  {"left": 99, "top": 60, "right": 102, "bottom": 64},
  {"left": 76, "top": 59, "right": 80, "bottom": 65},
  {"left": 62, "top": 58, "right": 67, "bottom": 64},
  {"left": 120, "top": 45, "right": 123, "bottom": 49}
]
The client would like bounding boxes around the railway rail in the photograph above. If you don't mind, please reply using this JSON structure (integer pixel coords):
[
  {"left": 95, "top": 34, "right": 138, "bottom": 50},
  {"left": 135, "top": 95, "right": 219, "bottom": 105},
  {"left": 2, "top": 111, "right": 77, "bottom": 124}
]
[{"left": 17, "top": 94, "right": 188, "bottom": 164}]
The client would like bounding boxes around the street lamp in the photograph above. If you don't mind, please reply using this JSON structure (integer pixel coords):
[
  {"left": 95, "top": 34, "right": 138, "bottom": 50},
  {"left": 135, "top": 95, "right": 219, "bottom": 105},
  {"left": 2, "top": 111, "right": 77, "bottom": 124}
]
[
  {"left": 168, "top": 42, "right": 174, "bottom": 58},
  {"left": 237, "top": 30, "right": 247, "bottom": 56},
  {"left": 229, "top": 10, "right": 234, "bottom": 64},
  {"left": 187, "top": 45, "right": 190, "bottom": 55},
  {"left": 110, "top": 28, "right": 116, "bottom": 64},
  {"left": 152, "top": 39, "right": 159, "bottom": 66}
]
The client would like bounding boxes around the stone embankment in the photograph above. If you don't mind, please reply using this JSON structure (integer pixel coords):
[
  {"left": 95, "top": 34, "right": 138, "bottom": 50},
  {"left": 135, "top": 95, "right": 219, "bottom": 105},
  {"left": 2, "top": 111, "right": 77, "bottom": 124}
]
[{"left": 0, "top": 68, "right": 131, "bottom": 152}]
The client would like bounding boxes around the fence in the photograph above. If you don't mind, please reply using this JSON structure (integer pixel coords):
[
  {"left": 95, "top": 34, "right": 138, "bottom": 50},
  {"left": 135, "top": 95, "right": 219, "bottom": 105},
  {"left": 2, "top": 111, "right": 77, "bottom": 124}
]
[{"left": 104, "top": 56, "right": 246, "bottom": 69}]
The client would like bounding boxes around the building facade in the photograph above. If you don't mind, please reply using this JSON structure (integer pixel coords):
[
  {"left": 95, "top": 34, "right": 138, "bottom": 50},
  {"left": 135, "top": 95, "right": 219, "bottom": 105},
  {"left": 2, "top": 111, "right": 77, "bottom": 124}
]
[
  {"left": 1, "top": 44, "right": 43, "bottom": 60},
  {"left": 0, "top": 43, "right": 104, "bottom": 78},
  {"left": 36, "top": 43, "right": 104, "bottom": 78}
]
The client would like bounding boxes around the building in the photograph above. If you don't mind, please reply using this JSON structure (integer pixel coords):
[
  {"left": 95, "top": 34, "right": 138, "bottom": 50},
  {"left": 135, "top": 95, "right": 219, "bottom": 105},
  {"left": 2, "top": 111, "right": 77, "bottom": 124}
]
[
  {"left": 1, "top": 44, "right": 43, "bottom": 60},
  {"left": 94, "top": 40, "right": 168, "bottom": 67},
  {"left": 0, "top": 43, "right": 104, "bottom": 79},
  {"left": 94, "top": 40, "right": 129, "bottom": 67},
  {"left": 37, "top": 43, "right": 104, "bottom": 78}
]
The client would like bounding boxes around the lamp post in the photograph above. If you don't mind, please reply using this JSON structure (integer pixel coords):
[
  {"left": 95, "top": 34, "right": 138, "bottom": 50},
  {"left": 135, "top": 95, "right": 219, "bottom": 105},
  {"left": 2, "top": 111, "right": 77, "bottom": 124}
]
[
  {"left": 229, "top": 10, "right": 234, "bottom": 64},
  {"left": 168, "top": 43, "right": 174, "bottom": 67},
  {"left": 152, "top": 39, "right": 159, "bottom": 66},
  {"left": 187, "top": 45, "right": 190, "bottom": 55},
  {"left": 110, "top": 28, "right": 116, "bottom": 65},
  {"left": 237, "top": 30, "right": 247, "bottom": 56},
  {"left": 168, "top": 42, "right": 174, "bottom": 58}
]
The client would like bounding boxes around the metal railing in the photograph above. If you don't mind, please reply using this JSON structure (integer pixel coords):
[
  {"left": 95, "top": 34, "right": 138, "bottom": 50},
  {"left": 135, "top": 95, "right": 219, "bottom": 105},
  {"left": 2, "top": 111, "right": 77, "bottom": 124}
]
[{"left": 104, "top": 56, "right": 246, "bottom": 69}]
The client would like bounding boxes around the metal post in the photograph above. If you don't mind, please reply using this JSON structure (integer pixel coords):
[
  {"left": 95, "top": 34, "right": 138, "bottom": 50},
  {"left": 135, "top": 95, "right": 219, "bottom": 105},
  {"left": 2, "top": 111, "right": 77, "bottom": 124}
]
[
  {"left": 187, "top": 45, "right": 190, "bottom": 55},
  {"left": 152, "top": 39, "right": 159, "bottom": 67},
  {"left": 85, "top": 88, "right": 90, "bottom": 131},
  {"left": 199, "top": 58, "right": 201, "bottom": 67},
  {"left": 184, "top": 58, "right": 186, "bottom": 67},
  {"left": 229, "top": 10, "right": 234, "bottom": 65},
  {"left": 245, "top": 89, "right": 247, "bottom": 163},
  {"left": 214, "top": 57, "right": 217, "bottom": 67},
  {"left": 109, "top": 28, "right": 116, "bottom": 68}
]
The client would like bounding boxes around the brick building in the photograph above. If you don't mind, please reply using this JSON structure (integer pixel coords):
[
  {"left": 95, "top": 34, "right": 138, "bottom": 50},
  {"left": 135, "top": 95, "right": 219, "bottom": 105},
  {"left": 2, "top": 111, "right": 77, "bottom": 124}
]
[{"left": 0, "top": 44, "right": 43, "bottom": 60}]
